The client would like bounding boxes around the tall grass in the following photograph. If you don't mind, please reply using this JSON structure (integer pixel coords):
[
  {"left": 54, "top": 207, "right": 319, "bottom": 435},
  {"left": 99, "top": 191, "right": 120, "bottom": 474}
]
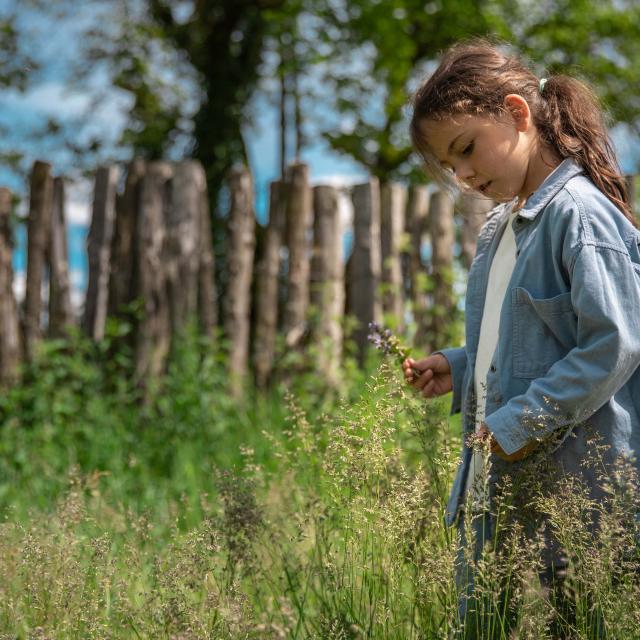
[{"left": 0, "top": 330, "right": 639, "bottom": 638}]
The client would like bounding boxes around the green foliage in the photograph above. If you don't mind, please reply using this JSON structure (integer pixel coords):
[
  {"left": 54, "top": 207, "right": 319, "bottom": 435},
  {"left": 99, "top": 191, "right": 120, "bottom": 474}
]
[
  {"left": 1, "top": 331, "right": 639, "bottom": 637},
  {"left": 315, "top": 0, "right": 503, "bottom": 182},
  {"left": 496, "top": 0, "right": 640, "bottom": 127},
  {"left": 312, "top": 0, "right": 640, "bottom": 182}
]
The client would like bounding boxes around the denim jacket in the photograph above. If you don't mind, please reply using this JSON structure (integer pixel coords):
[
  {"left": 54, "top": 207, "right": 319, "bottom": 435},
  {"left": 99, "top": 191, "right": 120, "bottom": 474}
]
[{"left": 441, "top": 159, "right": 640, "bottom": 526}]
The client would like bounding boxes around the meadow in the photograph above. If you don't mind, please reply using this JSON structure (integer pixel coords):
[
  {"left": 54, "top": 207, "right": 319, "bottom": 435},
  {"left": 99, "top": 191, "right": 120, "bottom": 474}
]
[{"left": 0, "top": 326, "right": 639, "bottom": 639}]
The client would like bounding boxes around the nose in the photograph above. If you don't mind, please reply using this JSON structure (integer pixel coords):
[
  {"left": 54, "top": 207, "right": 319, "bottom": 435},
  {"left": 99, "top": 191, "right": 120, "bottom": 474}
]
[{"left": 454, "top": 160, "right": 475, "bottom": 186}]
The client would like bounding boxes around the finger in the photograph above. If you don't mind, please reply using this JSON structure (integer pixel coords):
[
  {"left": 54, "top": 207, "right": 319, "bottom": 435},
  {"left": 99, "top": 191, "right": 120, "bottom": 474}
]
[
  {"left": 422, "top": 379, "right": 436, "bottom": 398},
  {"left": 413, "top": 368, "right": 433, "bottom": 390}
]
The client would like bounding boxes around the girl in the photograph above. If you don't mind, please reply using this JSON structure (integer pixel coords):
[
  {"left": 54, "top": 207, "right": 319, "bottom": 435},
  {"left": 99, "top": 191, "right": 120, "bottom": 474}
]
[{"left": 403, "top": 40, "right": 640, "bottom": 635}]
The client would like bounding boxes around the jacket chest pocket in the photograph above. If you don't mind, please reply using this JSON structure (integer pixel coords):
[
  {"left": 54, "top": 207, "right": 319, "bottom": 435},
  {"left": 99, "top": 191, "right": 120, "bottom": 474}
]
[{"left": 511, "top": 287, "right": 576, "bottom": 379}]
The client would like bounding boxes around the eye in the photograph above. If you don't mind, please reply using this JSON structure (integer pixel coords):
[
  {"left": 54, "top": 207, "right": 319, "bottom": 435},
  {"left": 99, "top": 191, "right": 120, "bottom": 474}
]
[{"left": 462, "top": 141, "right": 474, "bottom": 156}]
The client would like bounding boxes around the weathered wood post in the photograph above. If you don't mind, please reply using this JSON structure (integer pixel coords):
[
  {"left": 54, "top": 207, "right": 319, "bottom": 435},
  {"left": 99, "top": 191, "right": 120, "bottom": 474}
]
[
  {"left": 406, "top": 185, "right": 430, "bottom": 345},
  {"left": 349, "top": 178, "right": 382, "bottom": 365},
  {"left": 253, "top": 181, "right": 286, "bottom": 389},
  {"left": 165, "top": 160, "right": 205, "bottom": 336},
  {"left": 23, "top": 160, "right": 54, "bottom": 361},
  {"left": 458, "top": 192, "right": 494, "bottom": 270},
  {"left": 134, "top": 162, "right": 173, "bottom": 386},
  {"left": 48, "top": 177, "right": 74, "bottom": 336},
  {"left": 310, "top": 184, "right": 344, "bottom": 386},
  {"left": 426, "top": 190, "right": 455, "bottom": 351},
  {"left": 380, "top": 181, "right": 406, "bottom": 329},
  {"left": 0, "top": 188, "right": 21, "bottom": 382},
  {"left": 224, "top": 165, "right": 256, "bottom": 393},
  {"left": 109, "top": 159, "right": 145, "bottom": 317},
  {"left": 84, "top": 166, "right": 118, "bottom": 341},
  {"left": 197, "top": 180, "right": 217, "bottom": 337},
  {"left": 283, "top": 162, "right": 313, "bottom": 346}
]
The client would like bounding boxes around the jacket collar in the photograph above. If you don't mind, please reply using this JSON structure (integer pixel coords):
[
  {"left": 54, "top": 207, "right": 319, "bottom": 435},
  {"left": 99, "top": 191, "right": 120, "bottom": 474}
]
[{"left": 517, "top": 158, "right": 584, "bottom": 221}]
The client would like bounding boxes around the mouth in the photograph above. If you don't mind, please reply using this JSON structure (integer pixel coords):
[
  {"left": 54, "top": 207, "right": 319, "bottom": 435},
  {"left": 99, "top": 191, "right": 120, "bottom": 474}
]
[{"left": 478, "top": 180, "right": 492, "bottom": 194}]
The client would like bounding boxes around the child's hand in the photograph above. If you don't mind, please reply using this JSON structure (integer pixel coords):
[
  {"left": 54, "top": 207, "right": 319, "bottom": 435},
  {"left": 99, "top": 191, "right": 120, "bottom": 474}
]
[
  {"left": 477, "top": 424, "right": 539, "bottom": 461},
  {"left": 402, "top": 354, "right": 452, "bottom": 398}
]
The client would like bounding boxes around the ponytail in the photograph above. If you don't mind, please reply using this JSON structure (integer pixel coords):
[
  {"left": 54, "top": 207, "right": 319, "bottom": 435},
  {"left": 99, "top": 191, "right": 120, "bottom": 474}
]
[{"left": 537, "top": 76, "right": 635, "bottom": 226}]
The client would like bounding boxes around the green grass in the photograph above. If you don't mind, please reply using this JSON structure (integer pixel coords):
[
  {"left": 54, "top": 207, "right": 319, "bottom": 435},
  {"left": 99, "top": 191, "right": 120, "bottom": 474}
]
[{"left": 0, "top": 329, "right": 638, "bottom": 638}]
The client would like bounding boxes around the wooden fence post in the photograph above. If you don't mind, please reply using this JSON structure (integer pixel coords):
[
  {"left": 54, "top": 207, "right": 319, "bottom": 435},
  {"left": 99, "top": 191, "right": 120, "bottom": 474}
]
[
  {"left": 109, "top": 158, "right": 145, "bottom": 317},
  {"left": 283, "top": 162, "right": 313, "bottom": 345},
  {"left": 425, "top": 190, "right": 455, "bottom": 351},
  {"left": 311, "top": 184, "right": 344, "bottom": 386},
  {"left": 253, "top": 180, "right": 286, "bottom": 389},
  {"left": 380, "top": 181, "right": 406, "bottom": 328},
  {"left": 0, "top": 188, "right": 21, "bottom": 382},
  {"left": 349, "top": 179, "right": 382, "bottom": 364},
  {"left": 224, "top": 165, "right": 255, "bottom": 392},
  {"left": 134, "top": 162, "right": 173, "bottom": 386},
  {"left": 23, "top": 160, "right": 53, "bottom": 361},
  {"left": 458, "top": 192, "right": 493, "bottom": 270},
  {"left": 406, "top": 185, "right": 430, "bottom": 342},
  {"left": 198, "top": 180, "right": 217, "bottom": 337},
  {"left": 48, "top": 177, "right": 74, "bottom": 336},
  {"left": 84, "top": 166, "right": 118, "bottom": 341},
  {"left": 165, "top": 160, "right": 205, "bottom": 336}
]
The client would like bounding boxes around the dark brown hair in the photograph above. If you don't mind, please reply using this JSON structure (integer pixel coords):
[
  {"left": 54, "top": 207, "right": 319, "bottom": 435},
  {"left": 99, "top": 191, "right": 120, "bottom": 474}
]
[{"left": 410, "top": 40, "right": 634, "bottom": 225}]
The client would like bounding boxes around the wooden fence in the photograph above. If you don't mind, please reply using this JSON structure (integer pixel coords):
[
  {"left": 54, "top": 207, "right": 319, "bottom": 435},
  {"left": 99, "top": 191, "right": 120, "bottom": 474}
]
[{"left": 8, "top": 161, "right": 632, "bottom": 392}]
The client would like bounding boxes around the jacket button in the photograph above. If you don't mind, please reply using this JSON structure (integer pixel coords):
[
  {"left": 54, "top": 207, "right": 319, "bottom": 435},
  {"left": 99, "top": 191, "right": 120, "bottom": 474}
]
[{"left": 490, "top": 364, "right": 497, "bottom": 373}]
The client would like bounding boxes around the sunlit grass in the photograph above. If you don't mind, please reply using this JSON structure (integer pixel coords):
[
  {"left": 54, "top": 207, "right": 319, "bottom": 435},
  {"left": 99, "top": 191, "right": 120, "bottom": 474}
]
[{"left": 0, "top": 331, "right": 638, "bottom": 638}]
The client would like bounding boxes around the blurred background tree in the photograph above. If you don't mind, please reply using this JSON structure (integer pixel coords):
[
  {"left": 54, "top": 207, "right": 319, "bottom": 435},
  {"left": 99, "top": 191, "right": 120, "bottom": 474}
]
[
  {"left": 0, "top": 10, "right": 38, "bottom": 174},
  {"left": 2, "top": 0, "right": 640, "bottom": 199}
]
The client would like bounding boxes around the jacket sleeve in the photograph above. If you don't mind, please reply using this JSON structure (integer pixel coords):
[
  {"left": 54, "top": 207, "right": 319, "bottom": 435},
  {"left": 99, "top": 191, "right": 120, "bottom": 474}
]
[
  {"left": 486, "top": 243, "right": 640, "bottom": 455},
  {"left": 436, "top": 346, "right": 467, "bottom": 416}
]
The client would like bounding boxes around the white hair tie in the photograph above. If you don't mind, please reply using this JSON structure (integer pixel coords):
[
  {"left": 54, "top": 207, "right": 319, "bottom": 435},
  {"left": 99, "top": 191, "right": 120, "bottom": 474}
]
[{"left": 539, "top": 77, "right": 548, "bottom": 93}]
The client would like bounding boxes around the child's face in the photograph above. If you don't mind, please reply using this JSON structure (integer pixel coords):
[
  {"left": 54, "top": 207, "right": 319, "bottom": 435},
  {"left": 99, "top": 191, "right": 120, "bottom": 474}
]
[{"left": 418, "top": 106, "right": 536, "bottom": 203}]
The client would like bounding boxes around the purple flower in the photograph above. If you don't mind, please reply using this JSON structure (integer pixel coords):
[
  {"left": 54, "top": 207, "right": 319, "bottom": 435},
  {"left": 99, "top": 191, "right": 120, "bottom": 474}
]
[{"left": 367, "top": 322, "right": 411, "bottom": 363}]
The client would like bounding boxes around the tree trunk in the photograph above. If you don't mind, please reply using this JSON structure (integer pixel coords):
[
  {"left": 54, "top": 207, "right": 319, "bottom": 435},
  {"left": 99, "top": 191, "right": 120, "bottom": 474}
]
[
  {"left": 283, "top": 162, "right": 313, "bottom": 346},
  {"left": 311, "top": 184, "right": 344, "bottom": 386},
  {"left": 165, "top": 160, "right": 204, "bottom": 337},
  {"left": 224, "top": 165, "right": 256, "bottom": 393},
  {"left": 380, "top": 181, "right": 406, "bottom": 329},
  {"left": 458, "top": 192, "right": 494, "bottom": 270},
  {"left": 253, "top": 180, "right": 286, "bottom": 389},
  {"left": 406, "top": 185, "right": 430, "bottom": 343},
  {"left": 426, "top": 190, "right": 455, "bottom": 352},
  {"left": 134, "top": 162, "right": 173, "bottom": 388},
  {"left": 84, "top": 166, "right": 118, "bottom": 341},
  {"left": 349, "top": 179, "right": 382, "bottom": 365},
  {"left": 23, "top": 160, "right": 53, "bottom": 361},
  {"left": 109, "top": 159, "right": 145, "bottom": 317},
  {"left": 0, "top": 188, "right": 21, "bottom": 383},
  {"left": 48, "top": 177, "right": 74, "bottom": 337},
  {"left": 198, "top": 177, "right": 217, "bottom": 337},
  {"left": 279, "top": 57, "right": 288, "bottom": 179}
]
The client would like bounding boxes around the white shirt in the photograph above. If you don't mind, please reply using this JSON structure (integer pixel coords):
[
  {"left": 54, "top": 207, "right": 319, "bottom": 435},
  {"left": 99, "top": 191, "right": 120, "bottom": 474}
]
[{"left": 465, "top": 204, "right": 519, "bottom": 506}]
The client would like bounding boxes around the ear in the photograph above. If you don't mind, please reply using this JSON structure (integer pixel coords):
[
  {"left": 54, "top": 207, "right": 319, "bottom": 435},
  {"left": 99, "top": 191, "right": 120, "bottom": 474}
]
[{"left": 504, "top": 94, "right": 532, "bottom": 132}]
